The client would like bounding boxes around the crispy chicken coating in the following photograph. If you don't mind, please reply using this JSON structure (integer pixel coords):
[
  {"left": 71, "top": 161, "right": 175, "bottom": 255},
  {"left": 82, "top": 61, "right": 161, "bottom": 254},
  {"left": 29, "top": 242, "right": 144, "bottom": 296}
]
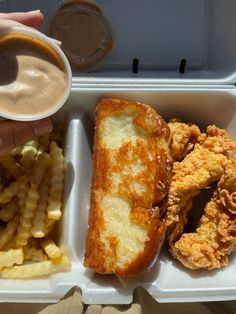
[
  {"left": 168, "top": 119, "right": 201, "bottom": 161},
  {"left": 165, "top": 143, "right": 227, "bottom": 245},
  {"left": 199, "top": 125, "right": 236, "bottom": 157},
  {"left": 165, "top": 125, "right": 236, "bottom": 245},
  {"left": 172, "top": 157, "right": 236, "bottom": 269}
]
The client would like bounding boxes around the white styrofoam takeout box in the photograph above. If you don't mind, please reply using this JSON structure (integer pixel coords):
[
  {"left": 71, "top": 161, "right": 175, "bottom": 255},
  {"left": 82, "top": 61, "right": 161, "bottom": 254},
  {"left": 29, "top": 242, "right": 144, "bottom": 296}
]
[{"left": 1, "top": 0, "right": 236, "bottom": 304}]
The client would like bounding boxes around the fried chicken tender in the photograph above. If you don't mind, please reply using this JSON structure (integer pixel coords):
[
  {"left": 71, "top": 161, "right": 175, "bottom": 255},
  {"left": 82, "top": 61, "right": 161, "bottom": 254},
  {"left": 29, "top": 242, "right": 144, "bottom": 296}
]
[
  {"left": 172, "top": 157, "right": 236, "bottom": 269},
  {"left": 165, "top": 125, "right": 236, "bottom": 247},
  {"left": 165, "top": 144, "right": 227, "bottom": 244},
  {"left": 168, "top": 119, "right": 201, "bottom": 161},
  {"left": 199, "top": 125, "right": 236, "bottom": 157}
]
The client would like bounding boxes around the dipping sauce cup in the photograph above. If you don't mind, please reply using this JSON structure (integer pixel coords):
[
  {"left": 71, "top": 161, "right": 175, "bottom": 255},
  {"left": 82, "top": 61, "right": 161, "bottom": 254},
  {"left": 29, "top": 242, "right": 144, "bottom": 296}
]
[{"left": 0, "top": 26, "right": 72, "bottom": 121}]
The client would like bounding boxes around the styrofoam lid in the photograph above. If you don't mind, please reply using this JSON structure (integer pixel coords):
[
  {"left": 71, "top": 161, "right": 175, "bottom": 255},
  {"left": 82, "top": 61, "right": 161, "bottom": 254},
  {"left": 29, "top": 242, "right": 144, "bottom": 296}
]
[
  {"left": 3, "top": 0, "right": 236, "bottom": 84},
  {"left": 47, "top": 0, "right": 115, "bottom": 72}
]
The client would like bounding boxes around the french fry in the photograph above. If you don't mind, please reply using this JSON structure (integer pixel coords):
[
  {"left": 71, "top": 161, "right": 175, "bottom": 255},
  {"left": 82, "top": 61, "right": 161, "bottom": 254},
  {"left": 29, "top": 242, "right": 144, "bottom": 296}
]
[
  {"left": 0, "top": 254, "right": 71, "bottom": 278},
  {"left": 43, "top": 216, "right": 56, "bottom": 236},
  {"left": 52, "top": 254, "right": 71, "bottom": 272},
  {"left": 0, "top": 215, "right": 19, "bottom": 250},
  {"left": 0, "top": 178, "right": 22, "bottom": 203},
  {"left": 31, "top": 174, "right": 50, "bottom": 238},
  {"left": 0, "top": 155, "right": 22, "bottom": 179},
  {"left": 16, "top": 185, "right": 39, "bottom": 246},
  {"left": 41, "top": 238, "right": 63, "bottom": 260},
  {"left": 19, "top": 185, "right": 39, "bottom": 228},
  {"left": 0, "top": 260, "right": 53, "bottom": 278},
  {"left": 18, "top": 176, "right": 28, "bottom": 210},
  {"left": 9, "top": 145, "right": 23, "bottom": 157},
  {"left": 30, "top": 153, "right": 50, "bottom": 187},
  {"left": 15, "top": 225, "right": 31, "bottom": 247},
  {"left": 27, "top": 237, "right": 40, "bottom": 248},
  {"left": 20, "top": 140, "right": 38, "bottom": 172},
  {"left": 0, "top": 248, "right": 23, "bottom": 270},
  {"left": 0, "top": 125, "right": 69, "bottom": 279},
  {"left": 23, "top": 246, "right": 48, "bottom": 262},
  {"left": 0, "top": 197, "right": 19, "bottom": 222},
  {"left": 2, "top": 238, "right": 16, "bottom": 251},
  {"left": 47, "top": 141, "right": 65, "bottom": 220}
]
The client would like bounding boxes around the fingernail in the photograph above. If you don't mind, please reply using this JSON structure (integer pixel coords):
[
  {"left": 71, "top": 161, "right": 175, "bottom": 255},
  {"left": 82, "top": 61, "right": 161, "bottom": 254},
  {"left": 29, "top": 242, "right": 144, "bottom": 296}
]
[
  {"left": 55, "top": 39, "right": 62, "bottom": 46},
  {"left": 34, "top": 118, "right": 53, "bottom": 136},
  {"left": 29, "top": 10, "right": 41, "bottom": 14},
  {"left": 48, "top": 37, "right": 62, "bottom": 46}
]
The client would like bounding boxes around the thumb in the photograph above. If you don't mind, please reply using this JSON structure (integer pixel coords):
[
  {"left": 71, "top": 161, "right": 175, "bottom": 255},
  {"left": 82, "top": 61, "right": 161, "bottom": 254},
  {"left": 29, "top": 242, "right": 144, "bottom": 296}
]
[
  {"left": 0, "top": 118, "right": 53, "bottom": 156},
  {"left": 0, "top": 11, "right": 44, "bottom": 28}
]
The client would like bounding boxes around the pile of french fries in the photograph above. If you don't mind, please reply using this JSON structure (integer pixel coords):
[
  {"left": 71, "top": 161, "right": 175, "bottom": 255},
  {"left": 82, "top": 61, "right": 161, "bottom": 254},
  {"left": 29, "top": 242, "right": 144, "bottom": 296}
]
[{"left": 0, "top": 124, "right": 71, "bottom": 278}]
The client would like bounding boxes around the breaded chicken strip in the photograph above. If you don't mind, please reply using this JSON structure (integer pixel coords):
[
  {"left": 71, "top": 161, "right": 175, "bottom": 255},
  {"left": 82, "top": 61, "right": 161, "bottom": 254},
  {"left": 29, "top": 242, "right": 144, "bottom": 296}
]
[
  {"left": 199, "top": 125, "right": 236, "bottom": 157},
  {"left": 172, "top": 157, "right": 236, "bottom": 269},
  {"left": 168, "top": 119, "right": 201, "bottom": 161},
  {"left": 165, "top": 144, "right": 226, "bottom": 244},
  {"left": 165, "top": 126, "right": 236, "bottom": 246}
]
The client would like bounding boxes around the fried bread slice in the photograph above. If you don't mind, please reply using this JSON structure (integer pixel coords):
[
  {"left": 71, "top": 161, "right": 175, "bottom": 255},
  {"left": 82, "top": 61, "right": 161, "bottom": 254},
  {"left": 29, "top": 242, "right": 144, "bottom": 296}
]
[{"left": 84, "top": 98, "right": 171, "bottom": 276}]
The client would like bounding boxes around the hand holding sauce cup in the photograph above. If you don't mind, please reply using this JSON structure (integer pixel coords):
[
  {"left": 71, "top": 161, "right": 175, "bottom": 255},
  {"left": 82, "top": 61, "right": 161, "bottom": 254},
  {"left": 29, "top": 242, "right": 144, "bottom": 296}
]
[{"left": 0, "top": 26, "right": 72, "bottom": 121}]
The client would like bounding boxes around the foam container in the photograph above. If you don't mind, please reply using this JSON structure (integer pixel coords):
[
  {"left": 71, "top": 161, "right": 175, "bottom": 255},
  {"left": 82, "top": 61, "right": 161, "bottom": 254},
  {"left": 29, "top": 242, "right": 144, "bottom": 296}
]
[{"left": 1, "top": 0, "right": 236, "bottom": 304}]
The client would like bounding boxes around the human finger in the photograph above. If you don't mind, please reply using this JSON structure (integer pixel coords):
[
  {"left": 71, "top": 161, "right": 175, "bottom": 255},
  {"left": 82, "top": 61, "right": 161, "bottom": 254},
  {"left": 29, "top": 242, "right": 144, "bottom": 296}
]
[
  {"left": 0, "top": 19, "right": 62, "bottom": 47},
  {"left": 0, "top": 19, "right": 23, "bottom": 28},
  {"left": 0, "top": 118, "right": 53, "bottom": 156},
  {"left": 0, "top": 11, "right": 43, "bottom": 28}
]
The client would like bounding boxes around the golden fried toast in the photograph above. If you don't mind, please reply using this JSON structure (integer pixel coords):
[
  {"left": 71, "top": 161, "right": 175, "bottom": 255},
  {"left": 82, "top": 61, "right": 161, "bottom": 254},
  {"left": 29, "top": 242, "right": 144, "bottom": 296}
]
[{"left": 84, "top": 98, "right": 172, "bottom": 276}]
